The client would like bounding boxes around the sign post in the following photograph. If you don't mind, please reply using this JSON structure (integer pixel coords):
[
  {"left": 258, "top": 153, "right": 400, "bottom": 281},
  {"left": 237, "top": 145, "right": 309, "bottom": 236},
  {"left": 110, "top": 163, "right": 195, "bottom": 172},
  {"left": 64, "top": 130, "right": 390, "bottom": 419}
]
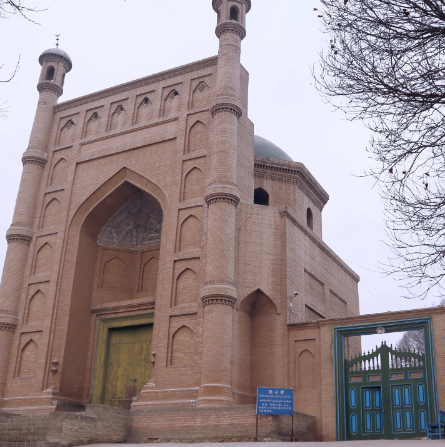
[{"left": 256, "top": 387, "right": 294, "bottom": 441}]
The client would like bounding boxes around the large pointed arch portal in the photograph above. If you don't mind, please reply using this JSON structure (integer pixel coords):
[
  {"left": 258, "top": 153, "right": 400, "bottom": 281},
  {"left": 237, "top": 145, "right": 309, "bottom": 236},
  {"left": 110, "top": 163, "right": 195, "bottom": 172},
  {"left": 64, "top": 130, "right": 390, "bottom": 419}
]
[{"left": 56, "top": 169, "right": 167, "bottom": 408}]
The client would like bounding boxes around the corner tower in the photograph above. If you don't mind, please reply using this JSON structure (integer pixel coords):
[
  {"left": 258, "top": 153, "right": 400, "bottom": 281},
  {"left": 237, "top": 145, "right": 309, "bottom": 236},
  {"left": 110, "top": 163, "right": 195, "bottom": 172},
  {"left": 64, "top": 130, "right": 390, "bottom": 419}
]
[
  {"left": 197, "top": 0, "right": 251, "bottom": 407},
  {"left": 0, "top": 47, "right": 71, "bottom": 397}
]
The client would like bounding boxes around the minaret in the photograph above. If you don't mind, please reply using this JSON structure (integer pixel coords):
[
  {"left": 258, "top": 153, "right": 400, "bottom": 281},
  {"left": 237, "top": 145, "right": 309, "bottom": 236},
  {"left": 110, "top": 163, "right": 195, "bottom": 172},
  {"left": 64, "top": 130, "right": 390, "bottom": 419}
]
[
  {"left": 197, "top": 0, "right": 251, "bottom": 407},
  {"left": 0, "top": 46, "right": 72, "bottom": 396}
]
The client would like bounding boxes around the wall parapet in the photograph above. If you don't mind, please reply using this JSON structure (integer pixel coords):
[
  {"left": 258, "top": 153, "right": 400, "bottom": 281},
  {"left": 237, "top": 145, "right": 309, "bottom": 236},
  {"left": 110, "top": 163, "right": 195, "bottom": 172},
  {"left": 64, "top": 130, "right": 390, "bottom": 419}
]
[{"left": 279, "top": 207, "right": 359, "bottom": 282}]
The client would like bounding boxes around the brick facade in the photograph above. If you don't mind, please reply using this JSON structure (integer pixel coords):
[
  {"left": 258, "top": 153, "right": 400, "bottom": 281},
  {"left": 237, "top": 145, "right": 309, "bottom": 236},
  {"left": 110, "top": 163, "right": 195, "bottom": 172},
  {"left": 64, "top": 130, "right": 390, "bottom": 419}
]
[{"left": 2, "top": 0, "right": 438, "bottom": 444}]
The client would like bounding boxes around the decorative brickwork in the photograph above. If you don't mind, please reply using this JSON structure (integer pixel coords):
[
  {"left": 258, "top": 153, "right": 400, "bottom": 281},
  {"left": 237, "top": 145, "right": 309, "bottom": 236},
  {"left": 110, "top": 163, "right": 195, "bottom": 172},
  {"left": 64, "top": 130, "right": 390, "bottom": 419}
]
[
  {"left": 206, "top": 193, "right": 240, "bottom": 206},
  {"left": 97, "top": 192, "right": 162, "bottom": 247},
  {"left": 37, "top": 84, "right": 63, "bottom": 97},
  {"left": 0, "top": 3, "right": 387, "bottom": 445},
  {"left": 5, "top": 236, "right": 32, "bottom": 245},
  {"left": 21, "top": 158, "right": 46, "bottom": 167},
  {"left": 202, "top": 296, "right": 236, "bottom": 307},
  {"left": 211, "top": 104, "right": 242, "bottom": 118}
]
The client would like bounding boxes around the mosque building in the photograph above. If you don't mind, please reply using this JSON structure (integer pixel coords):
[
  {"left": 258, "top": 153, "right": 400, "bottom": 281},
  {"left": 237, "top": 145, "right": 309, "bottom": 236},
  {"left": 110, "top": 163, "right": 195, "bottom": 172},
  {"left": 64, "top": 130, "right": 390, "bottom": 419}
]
[{"left": 0, "top": 1, "right": 443, "bottom": 444}]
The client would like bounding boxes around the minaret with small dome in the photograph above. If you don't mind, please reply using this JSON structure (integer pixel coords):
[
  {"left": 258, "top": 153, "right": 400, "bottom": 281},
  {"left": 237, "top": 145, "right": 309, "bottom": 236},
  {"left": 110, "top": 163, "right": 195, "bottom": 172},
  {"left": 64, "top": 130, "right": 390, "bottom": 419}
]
[{"left": 0, "top": 43, "right": 72, "bottom": 397}]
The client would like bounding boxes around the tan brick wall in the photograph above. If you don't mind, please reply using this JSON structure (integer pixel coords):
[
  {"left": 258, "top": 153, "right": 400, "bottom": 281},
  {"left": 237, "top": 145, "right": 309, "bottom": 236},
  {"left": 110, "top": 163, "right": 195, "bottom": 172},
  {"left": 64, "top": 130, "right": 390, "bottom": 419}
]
[{"left": 289, "top": 306, "right": 445, "bottom": 441}]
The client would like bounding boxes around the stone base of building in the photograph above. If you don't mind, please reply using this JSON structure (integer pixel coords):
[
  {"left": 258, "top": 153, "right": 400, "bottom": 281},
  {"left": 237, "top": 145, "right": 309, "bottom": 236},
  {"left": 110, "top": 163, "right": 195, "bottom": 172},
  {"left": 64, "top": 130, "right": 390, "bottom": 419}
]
[
  {"left": 128, "top": 404, "right": 317, "bottom": 443},
  {"left": 0, "top": 405, "right": 129, "bottom": 446},
  {"left": 0, "top": 404, "right": 317, "bottom": 445}
]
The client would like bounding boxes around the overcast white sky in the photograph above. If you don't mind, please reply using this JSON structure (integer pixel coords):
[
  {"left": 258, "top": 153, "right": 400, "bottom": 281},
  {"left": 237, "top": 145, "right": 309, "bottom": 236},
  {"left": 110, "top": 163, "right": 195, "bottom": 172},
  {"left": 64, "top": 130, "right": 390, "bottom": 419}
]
[{"left": 0, "top": 0, "right": 438, "bottom": 326}]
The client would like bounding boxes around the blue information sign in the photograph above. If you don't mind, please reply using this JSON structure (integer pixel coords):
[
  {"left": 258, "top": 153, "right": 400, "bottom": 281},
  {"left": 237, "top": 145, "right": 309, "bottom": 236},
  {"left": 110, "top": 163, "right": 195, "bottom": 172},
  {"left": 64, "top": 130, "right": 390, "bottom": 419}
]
[{"left": 256, "top": 387, "right": 294, "bottom": 415}]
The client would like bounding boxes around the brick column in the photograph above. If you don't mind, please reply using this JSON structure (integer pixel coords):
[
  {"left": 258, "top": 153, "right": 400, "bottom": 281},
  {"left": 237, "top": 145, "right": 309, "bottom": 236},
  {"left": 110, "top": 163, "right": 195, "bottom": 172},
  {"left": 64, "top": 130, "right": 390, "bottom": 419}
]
[
  {"left": 197, "top": 0, "right": 250, "bottom": 407},
  {"left": 0, "top": 75, "right": 63, "bottom": 397}
]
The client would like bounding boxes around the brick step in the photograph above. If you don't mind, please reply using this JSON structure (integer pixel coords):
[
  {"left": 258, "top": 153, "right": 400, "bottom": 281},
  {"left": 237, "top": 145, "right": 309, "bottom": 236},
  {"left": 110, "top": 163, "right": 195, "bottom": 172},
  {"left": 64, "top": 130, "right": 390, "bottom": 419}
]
[
  {"left": 0, "top": 421, "right": 50, "bottom": 425},
  {"left": 0, "top": 428, "right": 49, "bottom": 434},
  {"left": 0, "top": 442, "right": 50, "bottom": 447},
  {"left": 0, "top": 433, "right": 49, "bottom": 439},
  {"left": 0, "top": 423, "right": 50, "bottom": 428},
  {"left": 0, "top": 430, "right": 48, "bottom": 434},
  {"left": 0, "top": 431, "right": 48, "bottom": 435},
  {"left": 0, "top": 436, "right": 48, "bottom": 441}
]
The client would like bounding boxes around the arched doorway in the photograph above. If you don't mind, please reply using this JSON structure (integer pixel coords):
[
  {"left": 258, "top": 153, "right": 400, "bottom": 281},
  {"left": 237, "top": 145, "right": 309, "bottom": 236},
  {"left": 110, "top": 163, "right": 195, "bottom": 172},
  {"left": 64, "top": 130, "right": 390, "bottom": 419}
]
[{"left": 57, "top": 177, "right": 166, "bottom": 409}]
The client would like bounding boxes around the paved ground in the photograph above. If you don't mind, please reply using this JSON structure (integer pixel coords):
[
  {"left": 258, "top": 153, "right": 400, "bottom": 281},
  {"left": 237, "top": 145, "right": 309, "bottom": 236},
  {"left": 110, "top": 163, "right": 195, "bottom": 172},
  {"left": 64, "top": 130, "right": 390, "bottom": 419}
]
[{"left": 85, "top": 441, "right": 444, "bottom": 446}]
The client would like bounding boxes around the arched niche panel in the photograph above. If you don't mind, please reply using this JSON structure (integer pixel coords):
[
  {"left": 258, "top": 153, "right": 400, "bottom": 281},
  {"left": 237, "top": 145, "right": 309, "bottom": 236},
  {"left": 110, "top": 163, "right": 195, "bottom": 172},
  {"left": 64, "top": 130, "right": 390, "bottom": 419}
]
[
  {"left": 101, "top": 257, "right": 127, "bottom": 289},
  {"left": 163, "top": 89, "right": 180, "bottom": 116},
  {"left": 136, "top": 97, "right": 152, "bottom": 124},
  {"left": 26, "top": 290, "right": 46, "bottom": 324},
  {"left": 141, "top": 257, "right": 159, "bottom": 296},
  {"left": 34, "top": 243, "right": 53, "bottom": 276},
  {"left": 51, "top": 158, "right": 68, "bottom": 186},
  {"left": 174, "top": 268, "right": 198, "bottom": 306},
  {"left": 187, "top": 121, "right": 208, "bottom": 154},
  {"left": 183, "top": 167, "right": 204, "bottom": 201},
  {"left": 298, "top": 349, "right": 315, "bottom": 390},
  {"left": 42, "top": 198, "right": 61, "bottom": 229},
  {"left": 109, "top": 104, "right": 126, "bottom": 132},
  {"left": 58, "top": 119, "right": 76, "bottom": 147},
  {"left": 170, "top": 326, "right": 195, "bottom": 366},
  {"left": 191, "top": 82, "right": 210, "bottom": 110},
  {"left": 179, "top": 215, "right": 201, "bottom": 251},
  {"left": 18, "top": 340, "right": 38, "bottom": 378},
  {"left": 84, "top": 111, "right": 101, "bottom": 138}
]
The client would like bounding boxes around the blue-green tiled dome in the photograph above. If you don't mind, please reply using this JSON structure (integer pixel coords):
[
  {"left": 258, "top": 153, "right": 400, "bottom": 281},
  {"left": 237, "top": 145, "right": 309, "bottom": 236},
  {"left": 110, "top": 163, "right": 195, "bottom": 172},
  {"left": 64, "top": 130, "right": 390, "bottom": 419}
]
[{"left": 254, "top": 135, "right": 293, "bottom": 162}]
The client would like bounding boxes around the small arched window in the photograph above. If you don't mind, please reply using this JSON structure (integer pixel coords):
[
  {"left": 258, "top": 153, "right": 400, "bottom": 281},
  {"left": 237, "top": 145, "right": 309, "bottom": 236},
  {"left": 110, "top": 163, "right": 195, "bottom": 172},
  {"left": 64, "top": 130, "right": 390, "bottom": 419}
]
[
  {"left": 45, "top": 65, "right": 55, "bottom": 81},
  {"left": 230, "top": 6, "right": 239, "bottom": 21},
  {"left": 254, "top": 188, "right": 269, "bottom": 206},
  {"left": 307, "top": 208, "right": 314, "bottom": 230}
]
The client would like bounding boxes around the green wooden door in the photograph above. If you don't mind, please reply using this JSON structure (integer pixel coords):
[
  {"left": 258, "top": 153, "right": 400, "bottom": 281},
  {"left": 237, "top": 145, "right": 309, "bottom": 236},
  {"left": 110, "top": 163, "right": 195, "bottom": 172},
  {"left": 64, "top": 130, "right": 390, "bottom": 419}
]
[
  {"left": 345, "top": 342, "right": 430, "bottom": 440},
  {"left": 391, "top": 384, "right": 415, "bottom": 434},
  {"left": 361, "top": 387, "right": 384, "bottom": 435},
  {"left": 103, "top": 324, "right": 152, "bottom": 409}
]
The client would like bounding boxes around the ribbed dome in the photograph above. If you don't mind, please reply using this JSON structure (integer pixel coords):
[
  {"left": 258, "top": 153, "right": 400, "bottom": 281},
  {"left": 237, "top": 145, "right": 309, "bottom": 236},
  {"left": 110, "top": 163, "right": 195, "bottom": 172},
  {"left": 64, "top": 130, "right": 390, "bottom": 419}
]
[
  {"left": 39, "top": 48, "right": 72, "bottom": 72},
  {"left": 254, "top": 135, "right": 293, "bottom": 162}
]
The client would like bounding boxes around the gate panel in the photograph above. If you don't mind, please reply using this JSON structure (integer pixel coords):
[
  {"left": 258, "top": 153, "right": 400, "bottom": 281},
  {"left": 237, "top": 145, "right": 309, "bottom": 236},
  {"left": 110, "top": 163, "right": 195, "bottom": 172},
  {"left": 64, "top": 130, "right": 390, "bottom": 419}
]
[
  {"left": 391, "top": 384, "right": 414, "bottom": 434},
  {"left": 362, "top": 387, "right": 383, "bottom": 435},
  {"left": 345, "top": 341, "right": 429, "bottom": 440}
]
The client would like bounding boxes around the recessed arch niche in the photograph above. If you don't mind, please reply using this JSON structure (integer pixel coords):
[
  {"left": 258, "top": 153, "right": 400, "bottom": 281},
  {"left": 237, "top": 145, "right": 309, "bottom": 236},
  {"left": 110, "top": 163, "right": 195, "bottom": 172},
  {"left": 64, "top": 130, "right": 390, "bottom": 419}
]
[
  {"left": 238, "top": 289, "right": 280, "bottom": 400},
  {"left": 57, "top": 175, "right": 165, "bottom": 404}
]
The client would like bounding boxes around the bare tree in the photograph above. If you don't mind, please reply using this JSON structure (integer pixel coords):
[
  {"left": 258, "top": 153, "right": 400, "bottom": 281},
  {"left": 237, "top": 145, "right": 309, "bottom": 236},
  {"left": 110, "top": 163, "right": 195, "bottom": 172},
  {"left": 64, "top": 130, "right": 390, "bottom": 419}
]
[
  {"left": 0, "top": 0, "right": 43, "bottom": 22},
  {"left": 396, "top": 330, "right": 425, "bottom": 354},
  {"left": 314, "top": 0, "right": 445, "bottom": 299},
  {"left": 395, "top": 298, "right": 444, "bottom": 351},
  {"left": 1, "top": 1, "right": 45, "bottom": 117}
]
